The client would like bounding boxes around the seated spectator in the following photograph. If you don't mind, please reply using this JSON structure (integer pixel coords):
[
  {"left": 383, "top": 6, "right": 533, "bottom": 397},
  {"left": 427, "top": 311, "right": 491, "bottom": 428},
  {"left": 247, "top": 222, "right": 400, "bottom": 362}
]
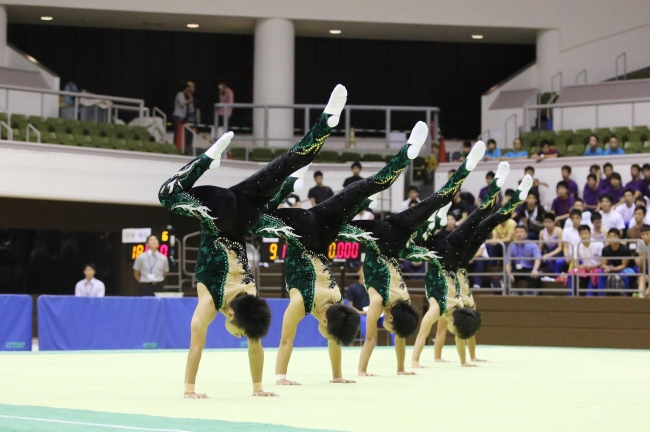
[
  {"left": 627, "top": 205, "right": 650, "bottom": 236},
  {"left": 477, "top": 171, "right": 502, "bottom": 206},
  {"left": 345, "top": 266, "right": 371, "bottom": 337},
  {"left": 571, "top": 225, "right": 604, "bottom": 292},
  {"left": 487, "top": 213, "right": 517, "bottom": 260},
  {"left": 583, "top": 174, "right": 601, "bottom": 211},
  {"left": 401, "top": 186, "right": 421, "bottom": 211},
  {"left": 563, "top": 198, "right": 593, "bottom": 230},
  {"left": 608, "top": 173, "right": 625, "bottom": 204},
  {"left": 635, "top": 196, "right": 648, "bottom": 210},
  {"left": 551, "top": 181, "right": 575, "bottom": 223},
  {"left": 343, "top": 162, "right": 363, "bottom": 187},
  {"left": 452, "top": 140, "right": 472, "bottom": 162},
  {"left": 604, "top": 135, "right": 625, "bottom": 155},
  {"left": 467, "top": 243, "right": 489, "bottom": 289},
  {"left": 626, "top": 164, "right": 643, "bottom": 195},
  {"left": 641, "top": 163, "right": 650, "bottom": 199},
  {"left": 600, "top": 163, "right": 614, "bottom": 191},
  {"left": 598, "top": 229, "right": 635, "bottom": 295},
  {"left": 562, "top": 209, "right": 584, "bottom": 258},
  {"left": 615, "top": 189, "right": 636, "bottom": 226},
  {"left": 502, "top": 189, "right": 514, "bottom": 206},
  {"left": 590, "top": 212, "right": 608, "bottom": 242},
  {"left": 308, "top": 170, "right": 334, "bottom": 206},
  {"left": 449, "top": 191, "right": 470, "bottom": 224},
  {"left": 75, "top": 263, "right": 105, "bottom": 297},
  {"left": 521, "top": 166, "right": 548, "bottom": 202},
  {"left": 584, "top": 134, "right": 603, "bottom": 156},
  {"left": 533, "top": 139, "right": 560, "bottom": 162},
  {"left": 352, "top": 208, "right": 375, "bottom": 220},
  {"left": 280, "top": 193, "right": 301, "bottom": 208},
  {"left": 483, "top": 138, "right": 501, "bottom": 160},
  {"left": 540, "top": 212, "right": 565, "bottom": 274},
  {"left": 506, "top": 226, "right": 541, "bottom": 291},
  {"left": 447, "top": 169, "right": 456, "bottom": 179},
  {"left": 561, "top": 165, "right": 579, "bottom": 198},
  {"left": 634, "top": 225, "right": 650, "bottom": 297},
  {"left": 401, "top": 257, "right": 425, "bottom": 280},
  {"left": 516, "top": 192, "right": 545, "bottom": 239},
  {"left": 502, "top": 138, "right": 528, "bottom": 159},
  {"left": 599, "top": 194, "right": 625, "bottom": 235},
  {"left": 443, "top": 214, "right": 457, "bottom": 234}
]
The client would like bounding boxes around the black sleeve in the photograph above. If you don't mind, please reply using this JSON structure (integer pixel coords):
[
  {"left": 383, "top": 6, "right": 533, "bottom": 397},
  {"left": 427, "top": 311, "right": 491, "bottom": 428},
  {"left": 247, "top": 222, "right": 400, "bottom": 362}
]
[
  {"left": 327, "top": 187, "right": 334, "bottom": 199},
  {"left": 308, "top": 187, "right": 315, "bottom": 199}
]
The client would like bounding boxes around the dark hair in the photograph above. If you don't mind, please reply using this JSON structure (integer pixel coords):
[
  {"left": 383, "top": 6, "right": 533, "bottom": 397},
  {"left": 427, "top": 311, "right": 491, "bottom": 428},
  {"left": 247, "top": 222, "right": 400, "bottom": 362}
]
[
  {"left": 632, "top": 164, "right": 641, "bottom": 171},
  {"left": 504, "top": 189, "right": 514, "bottom": 197},
  {"left": 463, "top": 140, "right": 472, "bottom": 148},
  {"left": 448, "top": 169, "right": 456, "bottom": 175},
  {"left": 326, "top": 304, "right": 360, "bottom": 346},
  {"left": 409, "top": 199, "right": 419, "bottom": 207},
  {"left": 610, "top": 172, "right": 622, "bottom": 181},
  {"left": 146, "top": 234, "right": 158, "bottom": 242},
  {"left": 636, "top": 197, "right": 647, "bottom": 205},
  {"left": 230, "top": 295, "right": 272, "bottom": 341},
  {"left": 591, "top": 211, "right": 602, "bottom": 221},
  {"left": 624, "top": 188, "right": 634, "bottom": 195},
  {"left": 607, "top": 228, "right": 621, "bottom": 237},
  {"left": 527, "top": 192, "right": 538, "bottom": 200},
  {"left": 578, "top": 224, "right": 591, "bottom": 233},
  {"left": 557, "top": 180, "right": 568, "bottom": 190},
  {"left": 486, "top": 171, "right": 496, "bottom": 179},
  {"left": 390, "top": 302, "right": 420, "bottom": 338},
  {"left": 599, "top": 193, "right": 613, "bottom": 203},
  {"left": 524, "top": 166, "right": 535, "bottom": 174},
  {"left": 609, "top": 135, "right": 617, "bottom": 141},
  {"left": 562, "top": 165, "right": 572, "bottom": 174},
  {"left": 587, "top": 173, "right": 597, "bottom": 182},
  {"left": 635, "top": 205, "right": 647, "bottom": 215},
  {"left": 603, "top": 162, "right": 613, "bottom": 170},
  {"left": 408, "top": 186, "right": 419, "bottom": 192},
  {"left": 452, "top": 308, "right": 482, "bottom": 339},
  {"left": 515, "top": 225, "right": 528, "bottom": 232},
  {"left": 313, "top": 170, "right": 323, "bottom": 178},
  {"left": 574, "top": 198, "right": 584, "bottom": 204},
  {"left": 540, "top": 139, "right": 551, "bottom": 147},
  {"left": 351, "top": 161, "right": 362, "bottom": 170},
  {"left": 543, "top": 212, "right": 556, "bottom": 222},
  {"left": 589, "top": 134, "right": 598, "bottom": 142},
  {"left": 84, "top": 263, "right": 96, "bottom": 271},
  {"left": 487, "top": 139, "right": 497, "bottom": 146},
  {"left": 640, "top": 224, "right": 650, "bottom": 233},
  {"left": 643, "top": 163, "right": 650, "bottom": 171},
  {"left": 569, "top": 209, "right": 582, "bottom": 218},
  {"left": 590, "top": 164, "right": 601, "bottom": 172}
]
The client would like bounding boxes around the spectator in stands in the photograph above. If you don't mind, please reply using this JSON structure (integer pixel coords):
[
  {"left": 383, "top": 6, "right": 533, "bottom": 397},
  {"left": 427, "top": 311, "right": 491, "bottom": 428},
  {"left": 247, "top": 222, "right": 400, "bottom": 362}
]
[
  {"left": 506, "top": 225, "right": 541, "bottom": 291},
  {"left": 74, "top": 263, "right": 105, "bottom": 297},
  {"left": 280, "top": 193, "right": 301, "bottom": 209},
  {"left": 133, "top": 235, "right": 169, "bottom": 296},
  {"left": 486, "top": 212, "right": 517, "bottom": 261},
  {"left": 583, "top": 174, "right": 601, "bottom": 210},
  {"left": 561, "top": 165, "right": 579, "bottom": 198},
  {"left": 447, "top": 169, "right": 456, "bottom": 180},
  {"left": 616, "top": 189, "right": 636, "bottom": 226},
  {"left": 521, "top": 166, "right": 547, "bottom": 201},
  {"left": 573, "top": 225, "right": 604, "bottom": 292},
  {"left": 641, "top": 163, "right": 650, "bottom": 199},
  {"left": 346, "top": 266, "right": 369, "bottom": 315},
  {"left": 401, "top": 186, "right": 421, "bottom": 211},
  {"left": 443, "top": 214, "right": 457, "bottom": 234},
  {"left": 608, "top": 173, "right": 625, "bottom": 204},
  {"left": 468, "top": 243, "right": 488, "bottom": 289},
  {"left": 449, "top": 191, "right": 470, "bottom": 224},
  {"left": 502, "top": 138, "right": 528, "bottom": 159},
  {"left": 477, "top": 171, "right": 502, "bottom": 206},
  {"left": 483, "top": 138, "right": 501, "bottom": 160},
  {"left": 626, "top": 164, "right": 643, "bottom": 195},
  {"left": 584, "top": 134, "right": 603, "bottom": 156},
  {"left": 604, "top": 135, "right": 625, "bottom": 155},
  {"left": 516, "top": 192, "right": 545, "bottom": 240},
  {"left": 343, "top": 162, "right": 363, "bottom": 187},
  {"left": 551, "top": 181, "right": 575, "bottom": 223},
  {"left": 634, "top": 225, "right": 650, "bottom": 297},
  {"left": 600, "top": 163, "right": 614, "bottom": 191},
  {"left": 217, "top": 83, "right": 234, "bottom": 120},
  {"left": 562, "top": 209, "right": 584, "bottom": 258},
  {"left": 533, "top": 139, "right": 560, "bottom": 162},
  {"left": 635, "top": 196, "right": 648, "bottom": 209},
  {"left": 590, "top": 212, "right": 608, "bottom": 242},
  {"left": 627, "top": 204, "right": 650, "bottom": 232},
  {"left": 502, "top": 189, "right": 514, "bottom": 206},
  {"left": 599, "top": 194, "right": 625, "bottom": 235},
  {"left": 451, "top": 140, "right": 472, "bottom": 162},
  {"left": 352, "top": 207, "right": 375, "bottom": 221},
  {"left": 563, "top": 198, "right": 592, "bottom": 230},
  {"left": 599, "top": 229, "right": 635, "bottom": 295},
  {"left": 308, "top": 171, "right": 334, "bottom": 206},
  {"left": 540, "top": 212, "right": 565, "bottom": 274},
  {"left": 627, "top": 206, "right": 647, "bottom": 239},
  {"left": 173, "top": 81, "right": 196, "bottom": 154}
]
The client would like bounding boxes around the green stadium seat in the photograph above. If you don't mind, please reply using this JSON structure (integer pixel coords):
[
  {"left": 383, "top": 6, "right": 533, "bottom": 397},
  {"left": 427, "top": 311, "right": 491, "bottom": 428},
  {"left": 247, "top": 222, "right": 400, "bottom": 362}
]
[
  {"left": 69, "top": 126, "right": 88, "bottom": 136},
  {"left": 230, "top": 147, "right": 247, "bottom": 160},
  {"left": 631, "top": 125, "right": 650, "bottom": 135},
  {"left": 594, "top": 128, "right": 611, "bottom": 142},
  {"left": 114, "top": 123, "right": 130, "bottom": 131},
  {"left": 98, "top": 122, "right": 115, "bottom": 130},
  {"left": 88, "top": 128, "right": 107, "bottom": 137},
  {"left": 642, "top": 142, "right": 650, "bottom": 153},
  {"left": 612, "top": 126, "right": 630, "bottom": 136},
  {"left": 104, "top": 130, "right": 126, "bottom": 139},
  {"left": 251, "top": 148, "right": 273, "bottom": 162},
  {"left": 0, "top": 112, "right": 8, "bottom": 122},
  {"left": 623, "top": 141, "right": 642, "bottom": 153},
  {"left": 10, "top": 128, "right": 23, "bottom": 141},
  {"left": 64, "top": 119, "right": 81, "bottom": 126},
  {"left": 570, "top": 135, "right": 588, "bottom": 145},
  {"left": 340, "top": 151, "right": 361, "bottom": 163},
  {"left": 362, "top": 153, "right": 384, "bottom": 162},
  {"left": 553, "top": 143, "right": 567, "bottom": 155},
  {"left": 554, "top": 136, "right": 571, "bottom": 145},
  {"left": 80, "top": 120, "right": 97, "bottom": 129},
  {"left": 75, "top": 135, "right": 93, "bottom": 146},
  {"left": 10, "top": 114, "right": 28, "bottom": 124},
  {"left": 145, "top": 142, "right": 164, "bottom": 153},
  {"left": 575, "top": 128, "right": 592, "bottom": 136},
  {"left": 110, "top": 138, "right": 129, "bottom": 150},
  {"left": 128, "top": 140, "right": 146, "bottom": 152},
  {"left": 316, "top": 150, "right": 339, "bottom": 163},
  {"left": 59, "top": 134, "right": 76, "bottom": 145},
  {"left": 133, "top": 131, "right": 153, "bottom": 142},
  {"left": 46, "top": 117, "right": 65, "bottom": 125},
  {"left": 163, "top": 143, "right": 180, "bottom": 154},
  {"left": 566, "top": 144, "right": 585, "bottom": 156},
  {"left": 53, "top": 124, "right": 71, "bottom": 135},
  {"left": 92, "top": 136, "right": 110, "bottom": 148},
  {"left": 28, "top": 116, "right": 47, "bottom": 123}
]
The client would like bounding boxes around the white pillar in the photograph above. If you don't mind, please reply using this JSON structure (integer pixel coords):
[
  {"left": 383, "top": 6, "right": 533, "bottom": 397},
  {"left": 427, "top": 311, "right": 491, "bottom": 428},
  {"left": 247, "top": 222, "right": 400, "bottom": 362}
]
[
  {"left": 0, "top": 6, "right": 7, "bottom": 67},
  {"left": 536, "top": 29, "right": 560, "bottom": 93},
  {"left": 253, "top": 18, "right": 294, "bottom": 147}
]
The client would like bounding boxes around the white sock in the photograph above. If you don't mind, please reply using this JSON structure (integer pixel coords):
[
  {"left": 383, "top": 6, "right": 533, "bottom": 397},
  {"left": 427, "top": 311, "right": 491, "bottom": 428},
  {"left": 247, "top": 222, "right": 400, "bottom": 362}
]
[
  {"left": 205, "top": 131, "right": 234, "bottom": 169},
  {"left": 518, "top": 175, "right": 533, "bottom": 200},
  {"left": 465, "top": 141, "right": 486, "bottom": 171},
  {"left": 368, "top": 193, "right": 379, "bottom": 209},
  {"left": 407, "top": 121, "right": 428, "bottom": 160},
  {"left": 437, "top": 202, "right": 452, "bottom": 221},
  {"left": 290, "top": 164, "right": 311, "bottom": 191},
  {"left": 324, "top": 85, "right": 347, "bottom": 119},
  {"left": 427, "top": 211, "right": 438, "bottom": 222},
  {"left": 494, "top": 162, "right": 510, "bottom": 188}
]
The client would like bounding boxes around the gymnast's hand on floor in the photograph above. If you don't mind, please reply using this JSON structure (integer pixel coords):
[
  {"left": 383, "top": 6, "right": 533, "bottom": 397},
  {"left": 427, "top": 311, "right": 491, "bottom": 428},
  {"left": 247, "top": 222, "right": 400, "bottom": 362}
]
[
  {"left": 330, "top": 377, "right": 356, "bottom": 383},
  {"left": 253, "top": 389, "right": 280, "bottom": 397},
  {"left": 358, "top": 371, "right": 378, "bottom": 377},
  {"left": 472, "top": 358, "right": 488, "bottom": 362},
  {"left": 184, "top": 391, "right": 208, "bottom": 399},
  {"left": 461, "top": 362, "right": 478, "bottom": 367},
  {"left": 397, "top": 371, "right": 417, "bottom": 376},
  {"left": 276, "top": 379, "right": 301, "bottom": 385}
]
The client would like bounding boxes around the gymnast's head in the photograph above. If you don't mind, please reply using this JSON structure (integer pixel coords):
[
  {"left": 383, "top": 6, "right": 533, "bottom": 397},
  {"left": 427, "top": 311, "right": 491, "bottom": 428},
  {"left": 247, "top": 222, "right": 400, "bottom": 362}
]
[
  {"left": 383, "top": 301, "right": 420, "bottom": 338},
  {"left": 225, "top": 295, "right": 272, "bottom": 341},
  {"left": 448, "top": 308, "right": 482, "bottom": 339},
  {"left": 320, "top": 304, "right": 360, "bottom": 346}
]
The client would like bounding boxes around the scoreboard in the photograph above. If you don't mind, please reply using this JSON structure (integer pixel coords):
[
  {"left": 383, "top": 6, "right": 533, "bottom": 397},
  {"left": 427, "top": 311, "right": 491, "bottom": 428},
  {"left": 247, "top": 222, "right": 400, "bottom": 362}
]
[
  {"left": 122, "top": 228, "right": 175, "bottom": 262},
  {"left": 260, "top": 238, "right": 364, "bottom": 263}
]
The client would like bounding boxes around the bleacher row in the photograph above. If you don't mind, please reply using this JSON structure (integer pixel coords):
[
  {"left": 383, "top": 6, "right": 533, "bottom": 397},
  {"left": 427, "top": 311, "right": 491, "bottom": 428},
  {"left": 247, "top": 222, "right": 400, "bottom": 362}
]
[
  {"left": 518, "top": 125, "right": 650, "bottom": 155},
  {"left": 230, "top": 147, "right": 415, "bottom": 164},
  {"left": 0, "top": 113, "right": 180, "bottom": 154}
]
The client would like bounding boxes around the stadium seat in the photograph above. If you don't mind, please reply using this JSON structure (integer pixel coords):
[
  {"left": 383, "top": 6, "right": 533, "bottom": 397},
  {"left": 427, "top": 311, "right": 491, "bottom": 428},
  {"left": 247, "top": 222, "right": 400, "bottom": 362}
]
[
  {"left": 59, "top": 134, "right": 76, "bottom": 145},
  {"left": 110, "top": 138, "right": 129, "bottom": 150},
  {"left": 88, "top": 128, "right": 107, "bottom": 137},
  {"left": 612, "top": 126, "right": 630, "bottom": 136},
  {"left": 65, "top": 119, "right": 82, "bottom": 127},
  {"left": 570, "top": 135, "right": 588, "bottom": 145},
  {"left": 553, "top": 143, "right": 567, "bottom": 155},
  {"left": 230, "top": 147, "right": 247, "bottom": 160},
  {"left": 10, "top": 114, "right": 28, "bottom": 125},
  {"left": 340, "top": 151, "right": 361, "bottom": 163},
  {"left": 128, "top": 140, "right": 146, "bottom": 151},
  {"left": 566, "top": 144, "right": 585, "bottom": 156},
  {"left": 80, "top": 120, "right": 97, "bottom": 129},
  {"left": 594, "top": 128, "right": 611, "bottom": 142},
  {"left": 642, "top": 142, "right": 650, "bottom": 153},
  {"left": 631, "top": 125, "right": 650, "bottom": 136},
  {"left": 41, "top": 132, "right": 60, "bottom": 144},
  {"left": 251, "top": 148, "right": 273, "bottom": 162},
  {"left": 554, "top": 136, "right": 571, "bottom": 146},
  {"left": 163, "top": 143, "right": 180, "bottom": 154},
  {"left": 623, "top": 141, "right": 642, "bottom": 153},
  {"left": 575, "top": 128, "right": 592, "bottom": 136},
  {"left": 146, "top": 142, "right": 164, "bottom": 153},
  {"left": 362, "top": 153, "right": 384, "bottom": 162},
  {"left": 316, "top": 150, "right": 339, "bottom": 163},
  {"left": 28, "top": 116, "right": 47, "bottom": 123},
  {"left": 92, "top": 136, "right": 110, "bottom": 148},
  {"left": 69, "top": 126, "right": 88, "bottom": 136},
  {"left": 75, "top": 135, "right": 93, "bottom": 146},
  {"left": 0, "top": 112, "right": 7, "bottom": 122},
  {"left": 114, "top": 123, "right": 130, "bottom": 132},
  {"left": 98, "top": 122, "right": 115, "bottom": 130}
]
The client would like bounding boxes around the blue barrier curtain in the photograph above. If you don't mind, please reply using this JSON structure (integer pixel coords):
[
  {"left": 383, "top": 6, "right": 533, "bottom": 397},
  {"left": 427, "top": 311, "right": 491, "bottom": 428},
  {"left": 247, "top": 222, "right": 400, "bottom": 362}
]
[{"left": 0, "top": 295, "right": 32, "bottom": 351}]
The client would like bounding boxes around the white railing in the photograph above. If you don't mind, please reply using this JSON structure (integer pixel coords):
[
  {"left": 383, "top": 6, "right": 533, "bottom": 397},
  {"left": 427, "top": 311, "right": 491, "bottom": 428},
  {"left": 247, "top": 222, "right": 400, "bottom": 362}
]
[{"left": 616, "top": 52, "right": 627, "bottom": 80}]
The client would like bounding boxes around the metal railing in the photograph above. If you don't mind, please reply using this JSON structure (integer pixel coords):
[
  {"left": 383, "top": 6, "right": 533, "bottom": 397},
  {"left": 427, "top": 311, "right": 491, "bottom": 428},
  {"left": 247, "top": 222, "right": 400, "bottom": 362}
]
[
  {"left": 182, "top": 124, "right": 197, "bottom": 156},
  {"left": 0, "top": 120, "right": 12, "bottom": 140},
  {"left": 575, "top": 69, "right": 588, "bottom": 85},
  {"left": 551, "top": 71, "right": 563, "bottom": 98},
  {"left": 25, "top": 123, "right": 40, "bottom": 143},
  {"left": 213, "top": 102, "right": 440, "bottom": 149},
  {"left": 616, "top": 52, "right": 627, "bottom": 80},
  {"left": 506, "top": 240, "right": 576, "bottom": 295},
  {"left": 504, "top": 113, "right": 518, "bottom": 149}
]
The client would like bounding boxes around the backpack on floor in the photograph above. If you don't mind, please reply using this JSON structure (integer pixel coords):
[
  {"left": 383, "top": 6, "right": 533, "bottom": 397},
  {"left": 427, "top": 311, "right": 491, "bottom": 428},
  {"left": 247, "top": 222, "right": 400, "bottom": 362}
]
[{"left": 606, "top": 275, "right": 626, "bottom": 291}]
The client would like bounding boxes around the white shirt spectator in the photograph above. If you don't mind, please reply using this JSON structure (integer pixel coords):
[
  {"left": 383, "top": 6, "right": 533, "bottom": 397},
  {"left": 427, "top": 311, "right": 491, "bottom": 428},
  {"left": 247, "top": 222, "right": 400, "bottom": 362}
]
[
  {"left": 75, "top": 278, "right": 105, "bottom": 297},
  {"left": 133, "top": 249, "right": 169, "bottom": 283},
  {"left": 615, "top": 203, "right": 636, "bottom": 223},
  {"left": 599, "top": 209, "right": 625, "bottom": 230},
  {"left": 352, "top": 209, "right": 375, "bottom": 221},
  {"left": 563, "top": 212, "right": 593, "bottom": 230},
  {"left": 628, "top": 215, "right": 650, "bottom": 229},
  {"left": 562, "top": 226, "right": 581, "bottom": 251},
  {"left": 574, "top": 241, "right": 604, "bottom": 266},
  {"left": 400, "top": 197, "right": 421, "bottom": 211}
]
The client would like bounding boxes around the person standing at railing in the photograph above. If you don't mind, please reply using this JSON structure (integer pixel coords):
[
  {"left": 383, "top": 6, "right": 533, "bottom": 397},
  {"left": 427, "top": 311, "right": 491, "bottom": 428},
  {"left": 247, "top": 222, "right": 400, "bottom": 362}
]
[
  {"left": 598, "top": 229, "right": 636, "bottom": 295},
  {"left": 506, "top": 226, "right": 542, "bottom": 293},
  {"left": 133, "top": 235, "right": 169, "bottom": 296},
  {"left": 634, "top": 225, "right": 650, "bottom": 297},
  {"left": 173, "top": 81, "right": 195, "bottom": 154}
]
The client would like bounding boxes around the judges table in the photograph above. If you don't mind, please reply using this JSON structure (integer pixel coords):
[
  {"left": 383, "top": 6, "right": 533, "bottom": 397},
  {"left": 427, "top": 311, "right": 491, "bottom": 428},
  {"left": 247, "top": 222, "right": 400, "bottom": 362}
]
[
  {"left": 0, "top": 295, "right": 32, "bottom": 351},
  {"left": 37, "top": 296, "right": 327, "bottom": 351}
]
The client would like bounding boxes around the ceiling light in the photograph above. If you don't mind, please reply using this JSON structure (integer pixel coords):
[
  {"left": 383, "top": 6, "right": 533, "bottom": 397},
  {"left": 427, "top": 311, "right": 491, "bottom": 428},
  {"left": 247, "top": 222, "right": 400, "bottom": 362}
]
[
  {"left": 329, "top": 29, "right": 342, "bottom": 35},
  {"left": 187, "top": 23, "right": 199, "bottom": 29},
  {"left": 40, "top": 16, "right": 53, "bottom": 21},
  {"left": 471, "top": 34, "right": 484, "bottom": 40}
]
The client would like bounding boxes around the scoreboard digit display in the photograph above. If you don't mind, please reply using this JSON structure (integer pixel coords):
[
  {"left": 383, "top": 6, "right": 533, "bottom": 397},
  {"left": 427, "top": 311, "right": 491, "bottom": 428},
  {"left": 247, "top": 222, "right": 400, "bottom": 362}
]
[
  {"left": 261, "top": 238, "right": 364, "bottom": 263},
  {"left": 123, "top": 228, "right": 175, "bottom": 262}
]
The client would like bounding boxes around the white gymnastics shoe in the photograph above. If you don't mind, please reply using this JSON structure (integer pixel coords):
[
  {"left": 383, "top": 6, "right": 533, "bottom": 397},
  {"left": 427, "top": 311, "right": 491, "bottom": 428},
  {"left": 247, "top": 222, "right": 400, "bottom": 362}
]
[
  {"left": 290, "top": 164, "right": 311, "bottom": 191},
  {"left": 368, "top": 193, "right": 379, "bottom": 209},
  {"left": 428, "top": 210, "right": 438, "bottom": 222},
  {"left": 324, "top": 85, "right": 347, "bottom": 127},
  {"left": 407, "top": 121, "right": 428, "bottom": 159},
  {"left": 437, "top": 201, "right": 452, "bottom": 222},
  {"left": 494, "top": 162, "right": 510, "bottom": 188},
  {"left": 205, "top": 131, "right": 234, "bottom": 169},
  {"left": 518, "top": 175, "right": 533, "bottom": 200},
  {"left": 465, "top": 140, "right": 486, "bottom": 171}
]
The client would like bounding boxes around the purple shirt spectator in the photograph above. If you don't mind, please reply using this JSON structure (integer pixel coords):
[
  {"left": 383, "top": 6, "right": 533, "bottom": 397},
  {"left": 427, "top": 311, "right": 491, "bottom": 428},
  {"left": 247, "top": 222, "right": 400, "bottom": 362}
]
[
  {"left": 583, "top": 185, "right": 601, "bottom": 207},
  {"left": 626, "top": 179, "right": 643, "bottom": 194},
  {"left": 599, "top": 178, "right": 611, "bottom": 192},
  {"left": 609, "top": 187, "right": 625, "bottom": 203},
  {"left": 551, "top": 195, "right": 575, "bottom": 217},
  {"left": 642, "top": 179, "right": 650, "bottom": 199},
  {"left": 565, "top": 179, "right": 579, "bottom": 198},
  {"left": 479, "top": 186, "right": 502, "bottom": 203}
]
